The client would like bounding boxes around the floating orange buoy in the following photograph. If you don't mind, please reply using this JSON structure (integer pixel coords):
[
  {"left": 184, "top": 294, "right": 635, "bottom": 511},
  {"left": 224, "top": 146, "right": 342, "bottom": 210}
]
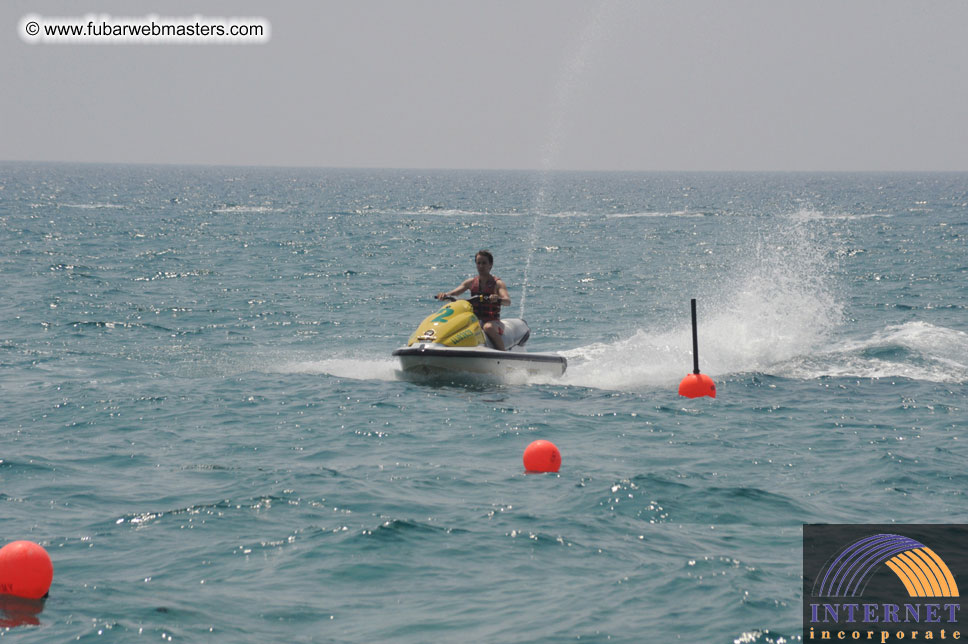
[
  {"left": 678, "top": 372, "right": 716, "bottom": 398},
  {"left": 0, "top": 541, "right": 53, "bottom": 600},
  {"left": 678, "top": 298, "right": 716, "bottom": 399},
  {"left": 523, "top": 440, "right": 561, "bottom": 473}
]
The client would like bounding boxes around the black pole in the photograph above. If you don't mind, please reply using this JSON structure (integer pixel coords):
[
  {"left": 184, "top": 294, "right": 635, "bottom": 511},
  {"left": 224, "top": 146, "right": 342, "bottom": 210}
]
[{"left": 691, "top": 298, "right": 700, "bottom": 374}]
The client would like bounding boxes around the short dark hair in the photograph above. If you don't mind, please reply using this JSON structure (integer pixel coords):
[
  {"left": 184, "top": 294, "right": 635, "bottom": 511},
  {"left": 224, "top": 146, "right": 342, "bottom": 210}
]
[{"left": 476, "top": 250, "right": 494, "bottom": 265}]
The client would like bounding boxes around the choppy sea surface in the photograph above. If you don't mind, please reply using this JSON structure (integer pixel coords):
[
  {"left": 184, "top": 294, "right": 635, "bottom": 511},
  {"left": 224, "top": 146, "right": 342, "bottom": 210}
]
[{"left": 1, "top": 163, "right": 966, "bottom": 642}]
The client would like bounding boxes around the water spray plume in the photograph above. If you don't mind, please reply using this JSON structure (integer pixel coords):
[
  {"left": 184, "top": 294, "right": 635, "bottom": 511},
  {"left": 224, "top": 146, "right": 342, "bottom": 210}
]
[
  {"left": 520, "top": 0, "right": 611, "bottom": 319},
  {"left": 678, "top": 298, "right": 716, "bottom": 399}
]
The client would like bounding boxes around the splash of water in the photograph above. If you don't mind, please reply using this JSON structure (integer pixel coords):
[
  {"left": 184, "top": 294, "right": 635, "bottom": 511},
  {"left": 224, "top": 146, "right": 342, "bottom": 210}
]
[{"left": 560, "top": 214, "right": 846, "bottom": 390}]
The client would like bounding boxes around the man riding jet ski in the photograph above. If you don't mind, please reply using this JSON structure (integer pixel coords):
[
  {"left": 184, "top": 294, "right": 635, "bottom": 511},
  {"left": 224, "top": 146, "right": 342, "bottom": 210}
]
[
  {"left": 435, "top": 249, "right": 510, "bottom": 350},
  {"left": 392, "top": 250, "right": 567, "bottom": 379}
]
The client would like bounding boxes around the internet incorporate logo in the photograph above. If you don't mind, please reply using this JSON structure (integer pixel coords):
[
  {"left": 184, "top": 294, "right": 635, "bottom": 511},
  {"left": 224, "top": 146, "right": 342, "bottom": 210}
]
[{"left": 804, "top": 525, "right": 965, "bottom": 643}]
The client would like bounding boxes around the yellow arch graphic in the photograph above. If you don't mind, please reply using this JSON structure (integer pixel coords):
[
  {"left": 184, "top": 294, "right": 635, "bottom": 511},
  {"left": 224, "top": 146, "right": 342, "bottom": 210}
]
[
  {"left": 887, "top": 555, "right": 927, "bottom": 596},
  {"left": 921, "top": 547, "right": 960, "bottom": 597},
  {"left": 897, "top": 551, "right": 940, "bottom": 596},
  {"left": 885, "top": 548, "right": 959, "bottom": 597},
  {"left": 910, "top": 548, "right": 951, "bottom": 596}
]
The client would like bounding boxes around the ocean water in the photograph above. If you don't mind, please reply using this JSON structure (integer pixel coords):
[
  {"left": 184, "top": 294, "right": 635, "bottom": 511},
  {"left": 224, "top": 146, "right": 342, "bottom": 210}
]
[{"left": 1, "top": 163, "right": 966, "bottom": 642}]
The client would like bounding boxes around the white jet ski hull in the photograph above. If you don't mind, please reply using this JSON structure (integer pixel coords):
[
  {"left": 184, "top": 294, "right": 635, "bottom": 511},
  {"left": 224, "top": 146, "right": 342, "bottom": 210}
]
[{"left": 393, "top": 344, "right": 567, "bottom": 379}]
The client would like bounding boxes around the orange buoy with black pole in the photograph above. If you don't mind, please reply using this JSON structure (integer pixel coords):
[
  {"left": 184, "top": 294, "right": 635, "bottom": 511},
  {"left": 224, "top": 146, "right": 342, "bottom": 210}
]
[{"left": 678, "top": 298, "right": 716, "bottom": 398}]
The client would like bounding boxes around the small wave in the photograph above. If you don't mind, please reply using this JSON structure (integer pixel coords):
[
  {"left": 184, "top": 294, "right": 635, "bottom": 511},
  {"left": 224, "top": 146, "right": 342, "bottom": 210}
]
[
  {"left": 539, "top": 210, "right": 707, "bottom": 219},
  {"left": 65, "top": 320, "right": 172, "bottom": 332},
  {"left": 601, "top": 475, "right": 810, "bottom": 525},
  {"left": 213, "top": 205, "right": 285, "bottom": 214},
  {"left": 393, "top": 207, "right": 524, "bottom": 217},
  {"left": 359, "top": 518, "right": 460, "bottom": 541},
  {"left": 58, "top": 202, "right": 127, "bottom": 210},
  {"left": 348, "top": 206, "right": 527, "bottom": 217},
  {"left": 115, "top": 495, "right": 290, "bottom": 530},
  {"left": 789, "top": 208, "right": 888, "bottom": 221},
  {"left": 606, "top": 210, "right": 706, "bottom": 218},
  {"left": 49, "top": 263, "right": 94, "bottom": 272},
  {"left": 134, "top": 270, "right": 211, "bottom": 281},
  {"left": 785, "top": 321, "right": 968, "bottom": 383},
  {"left": 347, "top": 207, "right": 720, "bottom": 219}
]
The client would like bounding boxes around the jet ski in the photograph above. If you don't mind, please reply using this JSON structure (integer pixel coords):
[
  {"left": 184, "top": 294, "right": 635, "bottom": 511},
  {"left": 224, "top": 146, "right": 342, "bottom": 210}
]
[{"left": 392, "top": 297, "right": 567, "bottom": 379}]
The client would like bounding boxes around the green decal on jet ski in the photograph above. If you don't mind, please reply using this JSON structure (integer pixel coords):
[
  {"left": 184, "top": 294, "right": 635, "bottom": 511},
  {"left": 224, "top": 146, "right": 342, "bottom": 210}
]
[
  {"left": 431, "top": 307, "right": 455, "bottom": 324},
  {"left": 448, "top": 328, "right": 478, "bottom": 345}
]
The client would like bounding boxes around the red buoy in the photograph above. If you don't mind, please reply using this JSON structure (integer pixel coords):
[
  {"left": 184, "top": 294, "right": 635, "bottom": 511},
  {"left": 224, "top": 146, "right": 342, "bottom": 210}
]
[
  {"left": 678, "top": 298, "right": 716, "bottom": 399},
  {"left": 523, "top": 440, "right": 561, "bottom": 473},
  {"left": 678, "top": 372, "right": 716, "bottom": 398},
  {"left": 0, "top": 541, "right": 53, "bottom": 600}
]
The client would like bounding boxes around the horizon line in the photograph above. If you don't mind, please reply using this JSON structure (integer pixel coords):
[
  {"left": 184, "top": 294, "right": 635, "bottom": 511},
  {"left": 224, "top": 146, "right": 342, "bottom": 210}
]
[{"left": 2, "top": 159, "right": 967, "bottom": 174}]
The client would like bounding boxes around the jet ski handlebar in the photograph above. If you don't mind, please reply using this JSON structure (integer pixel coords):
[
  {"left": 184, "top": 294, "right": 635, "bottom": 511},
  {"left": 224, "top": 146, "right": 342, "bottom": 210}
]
[{"left": 436, "top": 294, "right": 491, "bottom": 303}]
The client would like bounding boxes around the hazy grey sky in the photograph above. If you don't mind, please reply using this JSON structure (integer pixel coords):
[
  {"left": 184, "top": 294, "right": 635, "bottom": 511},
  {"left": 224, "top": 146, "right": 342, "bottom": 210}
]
[{"left": 4, "top": 0, "right": 967, "bottom": 171}]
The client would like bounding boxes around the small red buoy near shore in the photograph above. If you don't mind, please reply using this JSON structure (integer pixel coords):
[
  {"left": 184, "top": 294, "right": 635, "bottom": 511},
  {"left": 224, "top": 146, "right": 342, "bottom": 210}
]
[
  {"left": 523, "top": 440, "right": 561, "bottom": 473},
  {"left": 678, "top": 298, "right": 716, "bottom": 399},
  {"left": 0, "top": 541, "right": 53, "bottom": 600}
]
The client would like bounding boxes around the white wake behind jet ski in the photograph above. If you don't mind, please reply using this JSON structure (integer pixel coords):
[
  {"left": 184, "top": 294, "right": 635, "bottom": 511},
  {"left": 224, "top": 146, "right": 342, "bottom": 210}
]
[{"left": 392, "top": 297, "right": 567, "bottom": 379}]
